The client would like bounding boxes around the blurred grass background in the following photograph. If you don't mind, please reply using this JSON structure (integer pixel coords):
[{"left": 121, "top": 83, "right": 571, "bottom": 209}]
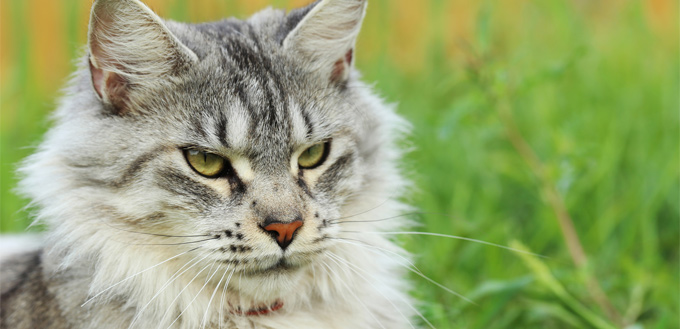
[{"left": 1, "top": 0, "right": 678, "bottom": 328}]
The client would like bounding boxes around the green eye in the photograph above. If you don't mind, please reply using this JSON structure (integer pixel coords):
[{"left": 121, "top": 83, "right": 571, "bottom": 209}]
[
  {"left": 298, "top": 142, "right": 329, "bottom": 169},
  {"left": 184, "top": 149, "right": 226, "bottom": 177}
]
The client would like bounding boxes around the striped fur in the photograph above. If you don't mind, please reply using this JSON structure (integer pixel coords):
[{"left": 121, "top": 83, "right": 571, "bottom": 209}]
[{"left": 3, "top": 0, "right": 414, "bottom": 328}]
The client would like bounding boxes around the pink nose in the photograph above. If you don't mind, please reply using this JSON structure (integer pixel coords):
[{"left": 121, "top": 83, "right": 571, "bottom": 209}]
[{"left": 262, "top": 221, "right": 303, "bottom": 250}]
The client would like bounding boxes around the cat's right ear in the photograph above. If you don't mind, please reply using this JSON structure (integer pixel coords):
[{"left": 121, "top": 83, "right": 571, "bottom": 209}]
[
  {"left": 87, "top": 0, "right": 197, "bottom": 115},
  {"left": 282, "top": 0, "right": 367, "bottom": 86}
]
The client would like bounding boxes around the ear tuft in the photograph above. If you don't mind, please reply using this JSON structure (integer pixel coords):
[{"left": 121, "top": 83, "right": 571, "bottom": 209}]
[
  {"left": 330, "top": 49, "right": 353, "bottom": 84},
  {"left": 89, "top": 59, "right": 130, "bottom": 114},
  {"left": 283, "top": 0, "right": 367, "bottom": 85}
]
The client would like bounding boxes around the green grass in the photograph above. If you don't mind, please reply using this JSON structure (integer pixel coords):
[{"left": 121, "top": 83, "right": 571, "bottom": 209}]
[{"left": 1, "top": 0, "right": 678, "bottom": 328}]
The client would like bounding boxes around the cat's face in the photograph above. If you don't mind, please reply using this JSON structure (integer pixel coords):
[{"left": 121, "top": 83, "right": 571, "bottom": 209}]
[
  {"left": 34, "top": 0, "right": 398, "bottom": 305},
  {"left": 117, "top": 47, "right": 365, "bottom": 289}
]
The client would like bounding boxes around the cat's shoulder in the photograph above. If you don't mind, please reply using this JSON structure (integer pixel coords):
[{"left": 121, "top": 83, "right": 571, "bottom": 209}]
[
  {"left": 0, "top": 234, "right": 46, "bottom": 301},
  {"left": 0, "top": 234, "right": 43, "bottom": 265},
  {"left": 1, "top": 249, "right": 42, "bottom": 295},
  {"left": 0, "top": 245, "right": 69, "bottom": 329}
]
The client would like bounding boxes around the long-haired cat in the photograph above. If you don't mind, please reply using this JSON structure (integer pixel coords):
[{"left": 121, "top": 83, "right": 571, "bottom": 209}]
[{"left": 0, "top": 0, "right": 416, "bottom": 328}]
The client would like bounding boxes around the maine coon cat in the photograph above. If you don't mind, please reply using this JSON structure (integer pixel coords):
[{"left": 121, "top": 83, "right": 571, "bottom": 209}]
[{"left": 0, "top": 0, "right": 417, "bottom": 328}]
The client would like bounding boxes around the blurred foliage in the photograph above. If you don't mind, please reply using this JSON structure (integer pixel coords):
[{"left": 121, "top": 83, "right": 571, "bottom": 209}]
[{"left": 1, "top": 0, "right": 678, "bottom": 328}]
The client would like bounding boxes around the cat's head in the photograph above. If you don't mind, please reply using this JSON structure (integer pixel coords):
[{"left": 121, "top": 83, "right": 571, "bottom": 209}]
[{"left": 21, "top": 0, "right": 407, "bottom": 309}]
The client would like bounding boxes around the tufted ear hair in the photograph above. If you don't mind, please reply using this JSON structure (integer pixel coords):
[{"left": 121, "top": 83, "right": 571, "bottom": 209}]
[
  {"left": 88, "top": 0, "right": 198, "bottom": 115},
  {"left": 282, "top": 0, "right": 367, "bottom": 86}
]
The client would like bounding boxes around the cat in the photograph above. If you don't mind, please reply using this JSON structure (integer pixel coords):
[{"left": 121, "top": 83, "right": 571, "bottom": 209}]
[{"left": 0, "top": 0, "right": 418, "bottom": 328}]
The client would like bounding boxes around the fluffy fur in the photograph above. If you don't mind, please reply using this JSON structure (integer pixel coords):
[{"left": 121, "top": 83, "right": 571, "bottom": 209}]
[{"left": 1, "top": 0, "right": 415, "bottom": 328}]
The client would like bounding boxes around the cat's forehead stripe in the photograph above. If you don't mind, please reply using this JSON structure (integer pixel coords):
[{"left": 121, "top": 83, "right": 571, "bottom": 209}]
[
  {"left": 215, "top": 112, "right": 229, "bottom": 149},
  {"left": 300, "top": 107, "right": 313, "bottom": 139},
  {"left": 187, "top": 18, "right": 330, "bottom": 161},
  {"left": 225, "top": 102, "right": 251, "bottom": 151},
  {"left": 206, "top": 32, "right": 297, "bottom": 159}
]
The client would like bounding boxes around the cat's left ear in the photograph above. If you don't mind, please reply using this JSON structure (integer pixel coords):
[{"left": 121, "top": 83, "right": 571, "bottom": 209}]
[{"left": 282, "top": 0, "right": 367, "bottom": 85}]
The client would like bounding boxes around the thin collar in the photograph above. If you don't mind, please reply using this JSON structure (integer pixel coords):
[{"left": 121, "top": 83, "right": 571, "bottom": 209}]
[{"left": 231, "top": 300, "right": 284, "bottom": 316}]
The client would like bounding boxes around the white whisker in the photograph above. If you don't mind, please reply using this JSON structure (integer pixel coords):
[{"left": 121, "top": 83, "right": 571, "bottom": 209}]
[
  {"left": 128, "top": 249, "right": 216, "bottom": 329},
  {"left": 128, "top": 237, "right": 218, "bottom": 246},
  {"left": 332, "top": 238, "right": 423, "bottom": 275},
  {"left": 409, "top": 265, "right": 475, "bottom": 305},
  {"left": 342, "top": 231, "right": 546, "bottom": 258},
  {"left": 326, "top": 252, "right": 419, "bottom": 329},
  {"left": 340, "top": 241, "right": 474, "bottom": 305},
  {"left": 329, "top": 197, "right": 393, "bottom": 221},
  {"left": 333, "top": 211, "right": 455, "bottom": 224},
  {"left": 201, "top": 264, "right": 230, "bottom": 329},
  {"left": 237, "top": 273, "right": 243, "bottom": 314},
  {"left": 204, "top": 258, "right": 218, "bottom": 283},
  {"left": 166, "top": 258, "right": 221, "bottom": 329},
  {"left": 81, "top": 246, "right": 202, "bottom": 307},
  {"left": 320, "top": 260, "right": 387, "bottom": 329},
  {"left": 219, "top": 267, "right": 237, "bottom": 329},
  {"left": 156, "top": 250, "right": 218, "bottom": 328}
]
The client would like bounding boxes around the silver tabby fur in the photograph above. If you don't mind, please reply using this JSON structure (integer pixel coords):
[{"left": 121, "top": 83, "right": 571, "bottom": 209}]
[{"left": 0, "top": 0, "right": 414, "bottom": 328}]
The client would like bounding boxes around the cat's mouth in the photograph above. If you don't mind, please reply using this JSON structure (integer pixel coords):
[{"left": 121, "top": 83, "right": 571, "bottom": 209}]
[{"left": 249, "top": 257, "right": 301, "bottom": 275}]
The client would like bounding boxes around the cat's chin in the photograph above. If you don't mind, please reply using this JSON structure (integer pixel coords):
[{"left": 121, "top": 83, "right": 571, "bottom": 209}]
[
  {"left": 238, "top": 249, "right": 319, "bottom": 277},
  {"left": 246, "top": 258, "right": 302, "bottom": 276},
  {"left": 233, "top": 261, "right": 307, "bottom": 301}
]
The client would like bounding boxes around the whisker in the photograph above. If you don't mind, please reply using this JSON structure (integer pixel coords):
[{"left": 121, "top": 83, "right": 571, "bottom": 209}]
[
  {"left": 81, "top": 246, "right": 202, "bottom": 307},
  {"left": 331, "top": 238, "right": 473, "bottom": 308},
  {"left": 237, "top": 273, "right": 243, "bottom": 315},
  {"left": 205, "top": 257, "right": 218, "bottom": 283},
  {"left": 407, "top": 263, "right": 475, "bottom": 305},
  {"left": 218, "top": 267, "right": 236, "bottom": 329},
  {"left": 329, "top": 197, "right": 393, "bottom": 221},
  {"left": 156, "top": 251, "right": 218, "bottom": 328},
  {"left": 127, "top": 249, "right": 214, "bottom": 329},
  {"left": 328, "top": 251, "right": 418, "bottom": 329},
  {"left": 330, "top": 238, "right": 423, "bottom": 275},
  {"left": 341, "top": 231, "right": 547, "bottom": 258},
  {"left": 332, "top": 211, "right": 456, "bottom": 224},
  {"left": 202, "top": 265, "right": 230, "bottom": 329},
  {"left": 332, "top": 238, "right": 475, "bottom": 305},
  {"left": 128, "top": 237, "right": 218, "bottom": 246},
  {"left": 319, "top": 260, "right": 387, "bottom": 329},
  {"left": 310, "top": 258, "right": 318, "bottom": 281},
  {"left": 96, "top": 215, "right": 210, "bottom": 238},
  {"left": 166, "top": 258, "right": 222, "bottom": 329}
]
